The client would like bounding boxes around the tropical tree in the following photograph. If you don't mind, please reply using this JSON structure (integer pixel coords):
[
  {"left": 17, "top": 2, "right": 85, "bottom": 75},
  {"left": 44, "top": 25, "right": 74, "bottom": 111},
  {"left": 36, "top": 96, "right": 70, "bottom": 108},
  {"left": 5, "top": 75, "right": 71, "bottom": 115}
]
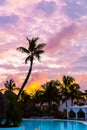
[
  {"left": 4, "top": 91, "right": 22, "bottom": 126},
  {"left": 0, "top": 79, "right": 19, "bottom": 93},
  {"left": 0, "top": 92, "right": 7, "bottom": 125},
  {"left": 1, "top": 79, "right": 22, "bottom": 127},
  {"left": 32, "top": 90, "right": 45, "bottom": 117},
  {"left": 33, "top": 89, "right": 44, "bottom": 104},
  {"left": 16, "top": 37, "right": 46, "bottom": 100},
  {"left": 42, "top": 80, "right": 61, "bottom": 115},
  {"left": 20, "top": 90, "right": 31, "bottom": 103},
  {"left": 4, "top": 79, "right": 16, "bottom": 91},
  {"left": 69, "top": 83, "right": 81, "bottom": 106},
  {"left": 83, "top": 90, "right": 87, "bottom": 105},
  {"left": 18, "top": 90, "right": 31, "bottom": 116},
  {"left": 57, "top": 75, "right": 81, "bottom": 107}
]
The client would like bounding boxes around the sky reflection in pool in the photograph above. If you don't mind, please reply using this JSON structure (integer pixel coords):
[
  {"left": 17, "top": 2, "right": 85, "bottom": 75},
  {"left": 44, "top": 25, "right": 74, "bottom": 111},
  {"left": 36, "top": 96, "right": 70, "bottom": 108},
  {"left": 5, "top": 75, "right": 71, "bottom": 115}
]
[{"left": 22, "top": 120, "right": 87, "bottom": 130}]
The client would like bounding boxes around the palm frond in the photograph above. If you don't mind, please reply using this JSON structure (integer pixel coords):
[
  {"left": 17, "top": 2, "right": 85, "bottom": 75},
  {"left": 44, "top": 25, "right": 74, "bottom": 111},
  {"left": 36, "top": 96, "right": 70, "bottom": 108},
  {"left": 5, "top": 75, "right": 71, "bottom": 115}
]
[
  {"left": 17, "top": 47, "right": 29, "bottom": 54},
  {"left": 29, "top": 43, "right": 36, "bottom": 52},
  {"left": 56, "top": 80, "right": 63, "bottom": 87},
  {"left": 27, "top": 37, "right": 39, "bottom": 52},
  {"left": 26, "top": 37, "right": 31, "bottom": 43},
  {"left": 63, "top": 75, "right": 74, "bottom": 86},
  {"left": 34, "top": 50, "right": 44, "bottom": 61},
  {"left": 67, "top": 76, "right": 74, "bottom": 85},
  {"left": 36, "top": 50, "right": 44, "bottom": 54},
  {"left": 63, "top": 75, "right": 69, "bottom": 86},
  {"left": 70, "top": 83, "right": 80, "bottom": 90},
  {"left": 35, "top": 54, "right": 41, "bottom": 61},
  {"left": 25, "top": 56, "right": 31, "bottom": 64},
  {"left": 36, "top": 43, "right": 46, "bottom": 50},
  {"left": 32, "top": 37, "right": 39, "bottom": 43},
  {"left": 26, "top": 37, "right": 32, "bottom": 49},
  {"left": 13, "top": 87, "right": 20, "bottom": 91},
  {"left": 0, "top": 88, "right": 6, "bottom": 92}
]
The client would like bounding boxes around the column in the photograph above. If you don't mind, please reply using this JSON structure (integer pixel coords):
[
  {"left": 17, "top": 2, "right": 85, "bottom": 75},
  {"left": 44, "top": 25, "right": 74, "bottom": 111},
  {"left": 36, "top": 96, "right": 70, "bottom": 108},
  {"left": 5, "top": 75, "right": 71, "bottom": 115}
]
[{"left": 75, "top": 112, "right": 78, "bottom": 120}]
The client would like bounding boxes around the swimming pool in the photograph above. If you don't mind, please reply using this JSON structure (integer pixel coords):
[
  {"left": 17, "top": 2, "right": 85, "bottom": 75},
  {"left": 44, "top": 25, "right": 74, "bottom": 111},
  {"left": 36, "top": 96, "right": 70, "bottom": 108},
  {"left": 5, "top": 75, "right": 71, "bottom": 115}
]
[{"left": 22, "top": 119, "right": 87, "bottom": 130}]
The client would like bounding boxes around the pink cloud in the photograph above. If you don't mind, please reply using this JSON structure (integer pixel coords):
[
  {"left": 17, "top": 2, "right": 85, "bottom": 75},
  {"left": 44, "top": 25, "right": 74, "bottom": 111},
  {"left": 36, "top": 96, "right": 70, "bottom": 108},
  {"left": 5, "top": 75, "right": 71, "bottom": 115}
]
[
  {"left": 46, "top": 22, "right": 87, "bottom": 55},
  {"left": 75, "top": 74, "right": 87, "bottom": 90},
  {"left": 0, "top": 0, "right": 87, "bottom": 92}
]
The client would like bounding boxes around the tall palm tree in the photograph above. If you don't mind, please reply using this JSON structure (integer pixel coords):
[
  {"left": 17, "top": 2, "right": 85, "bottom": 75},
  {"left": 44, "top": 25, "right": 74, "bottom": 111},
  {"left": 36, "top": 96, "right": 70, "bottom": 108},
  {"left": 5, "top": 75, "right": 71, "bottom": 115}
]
[
  {"left": 16, "top": 37, "right": 46, "bottom": 100},
  {"left": 42, "top": 80, "right": 61, "bottom": 115},
  {"left": 4, "top": 79, "right": 21, "bottom": 126},
  {"left": 57, "top": 75, "right": 80, "bottom": 107},
  {"left": 69, "top": 83, "right": 81, "bottom": 106}
]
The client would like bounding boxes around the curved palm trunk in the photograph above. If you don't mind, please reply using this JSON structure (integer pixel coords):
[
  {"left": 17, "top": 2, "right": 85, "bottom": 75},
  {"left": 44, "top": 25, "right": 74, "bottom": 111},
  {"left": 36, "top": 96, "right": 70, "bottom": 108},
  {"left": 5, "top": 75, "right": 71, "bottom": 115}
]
[{"left": 16, "top": 59, "right": 33, "bottom": 100}]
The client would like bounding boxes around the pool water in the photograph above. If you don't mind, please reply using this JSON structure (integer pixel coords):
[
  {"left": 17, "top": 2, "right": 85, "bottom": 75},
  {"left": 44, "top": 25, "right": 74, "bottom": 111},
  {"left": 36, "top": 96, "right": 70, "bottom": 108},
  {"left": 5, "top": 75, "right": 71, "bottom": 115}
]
[{"left": 22, "top": 120, "right": 87, "bottom": 130}]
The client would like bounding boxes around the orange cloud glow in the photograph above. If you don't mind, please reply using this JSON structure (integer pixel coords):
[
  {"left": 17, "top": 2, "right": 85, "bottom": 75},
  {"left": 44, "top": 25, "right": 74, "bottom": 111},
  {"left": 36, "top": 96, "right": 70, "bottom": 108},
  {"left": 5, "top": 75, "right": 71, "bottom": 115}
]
[{"left": 25, "top": 82, "right": 41, "bottom": 95}]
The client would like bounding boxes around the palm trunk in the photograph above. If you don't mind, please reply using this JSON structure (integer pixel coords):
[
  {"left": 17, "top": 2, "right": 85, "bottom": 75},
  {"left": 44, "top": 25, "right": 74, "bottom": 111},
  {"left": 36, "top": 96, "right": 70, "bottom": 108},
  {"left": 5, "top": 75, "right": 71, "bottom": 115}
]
[
  {"left": 66, "top": 101, "right": 68, "bottom": 108},
  {"left": 48, "top": 100, "right": 51, "bottom": 116},
  {"left": 16, "top": 58, "right": 33, "bottom": 100},
  {"left": 71, "top": 98, "right": 73, "bottom": 106}
]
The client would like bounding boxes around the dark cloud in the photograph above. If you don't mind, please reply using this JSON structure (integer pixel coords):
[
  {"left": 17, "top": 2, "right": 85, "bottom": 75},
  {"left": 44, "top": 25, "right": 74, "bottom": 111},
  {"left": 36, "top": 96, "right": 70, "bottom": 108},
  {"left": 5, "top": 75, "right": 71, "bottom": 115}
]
[
  {"left": 0, "top": 14, "right": 19, "bottom": 24},
  {"left": 37, "top": 0, "right": 57, "bottom": 15},
  {"left": 63, "top": 0, "right": 87, "bottom": 19}
]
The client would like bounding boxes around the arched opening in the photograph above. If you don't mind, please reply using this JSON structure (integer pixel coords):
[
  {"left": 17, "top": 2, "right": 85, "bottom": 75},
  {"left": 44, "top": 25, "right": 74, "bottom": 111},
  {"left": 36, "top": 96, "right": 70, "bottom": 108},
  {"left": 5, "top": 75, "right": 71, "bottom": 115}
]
[
  {"left": 77, "top": 109, "right": 85, "bottom": 119},
  {"left": 69, "top": 109, "right": 76, "bottom": 118}
]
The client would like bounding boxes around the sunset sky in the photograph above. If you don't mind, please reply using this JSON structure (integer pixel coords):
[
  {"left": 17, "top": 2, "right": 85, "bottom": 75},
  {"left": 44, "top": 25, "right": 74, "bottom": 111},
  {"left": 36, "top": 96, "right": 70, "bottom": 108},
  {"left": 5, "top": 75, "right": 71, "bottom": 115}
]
[{"left": 0, "top": 0, "right": 87, "bottom": 93}]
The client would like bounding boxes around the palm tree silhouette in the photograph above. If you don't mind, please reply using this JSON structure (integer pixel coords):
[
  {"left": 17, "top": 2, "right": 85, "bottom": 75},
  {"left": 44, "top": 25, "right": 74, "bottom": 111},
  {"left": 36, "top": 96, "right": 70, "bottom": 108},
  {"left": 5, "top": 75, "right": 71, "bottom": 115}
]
[
  {"left": 4, "top": 79, "right": 16, "bottom": 91},
  {"left": 16, "top": 37, "right": 46, "bottom": 100},
  {"left": 42, "top": 80, "right": 61, "bottom": 115},
  {"left": 57, "top": 75, "right": 79, "bottom": 107},
  {"left": 0, "top": 79, "right": 20, "bottom": 93}
]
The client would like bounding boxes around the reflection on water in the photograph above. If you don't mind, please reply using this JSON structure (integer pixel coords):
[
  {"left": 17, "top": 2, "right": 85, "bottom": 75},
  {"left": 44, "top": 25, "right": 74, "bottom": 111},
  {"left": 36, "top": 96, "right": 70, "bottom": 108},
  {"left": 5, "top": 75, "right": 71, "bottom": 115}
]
[{"left": 22, "top": 120, "right": 87, "bottom": 130}]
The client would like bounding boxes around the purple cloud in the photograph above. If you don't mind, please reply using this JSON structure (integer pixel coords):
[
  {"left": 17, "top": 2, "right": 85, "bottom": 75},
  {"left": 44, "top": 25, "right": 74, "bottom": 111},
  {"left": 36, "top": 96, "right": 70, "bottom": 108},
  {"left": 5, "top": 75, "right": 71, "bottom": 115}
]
[
  {"left": 63, "top": 0, "right": 87, "bottom": 19},
  {"left": 0, "top": 14, "right": 19, "bottom": 25},
  {"left": 79, "top": 56, "right": 87, "bottom": 63},
  {"left": 37, "top": 0, "right": 57, "bottom": 15},
  {"left": 46, "top": 23, "right": 78, "bottom": 54},
  {"left": 71, "top": 56, "right": 87, "bottom": 72},
  {"left": 0, "top": 0, "right": 6, "bottom": 6}
]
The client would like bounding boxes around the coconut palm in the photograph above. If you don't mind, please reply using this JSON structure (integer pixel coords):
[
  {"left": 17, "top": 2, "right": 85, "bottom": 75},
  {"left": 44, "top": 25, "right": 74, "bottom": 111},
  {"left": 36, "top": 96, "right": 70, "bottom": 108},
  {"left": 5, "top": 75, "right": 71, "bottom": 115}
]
[
  {"left": 57, "top": 75, "right": 80, "bottom": 107},
  {"left": 84, "top": 90, "right": 87, "bottom": 105},
  {"left": 69, "top": 83, "right": 81, "bottom": 106},
  {"left": 4, "top": 90, "right": 22, "bottom": 126},
  {"left": 16, "top": 37, "right": 46, "bottom": 100},
  {"left": 42, "top": 80, "right": 61, "bottom": 115},
  {"left": 4, "top": 79, "right": 16, "bottom": 91},
  {"left": 0, "top": 79, "right": 19, "bottom": 93},
  {"left": 33, "top": 90, "right": 44, "bottom": 104},
  {"left": 0, "top": 92, "right": 7, "bottom": 125}
]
